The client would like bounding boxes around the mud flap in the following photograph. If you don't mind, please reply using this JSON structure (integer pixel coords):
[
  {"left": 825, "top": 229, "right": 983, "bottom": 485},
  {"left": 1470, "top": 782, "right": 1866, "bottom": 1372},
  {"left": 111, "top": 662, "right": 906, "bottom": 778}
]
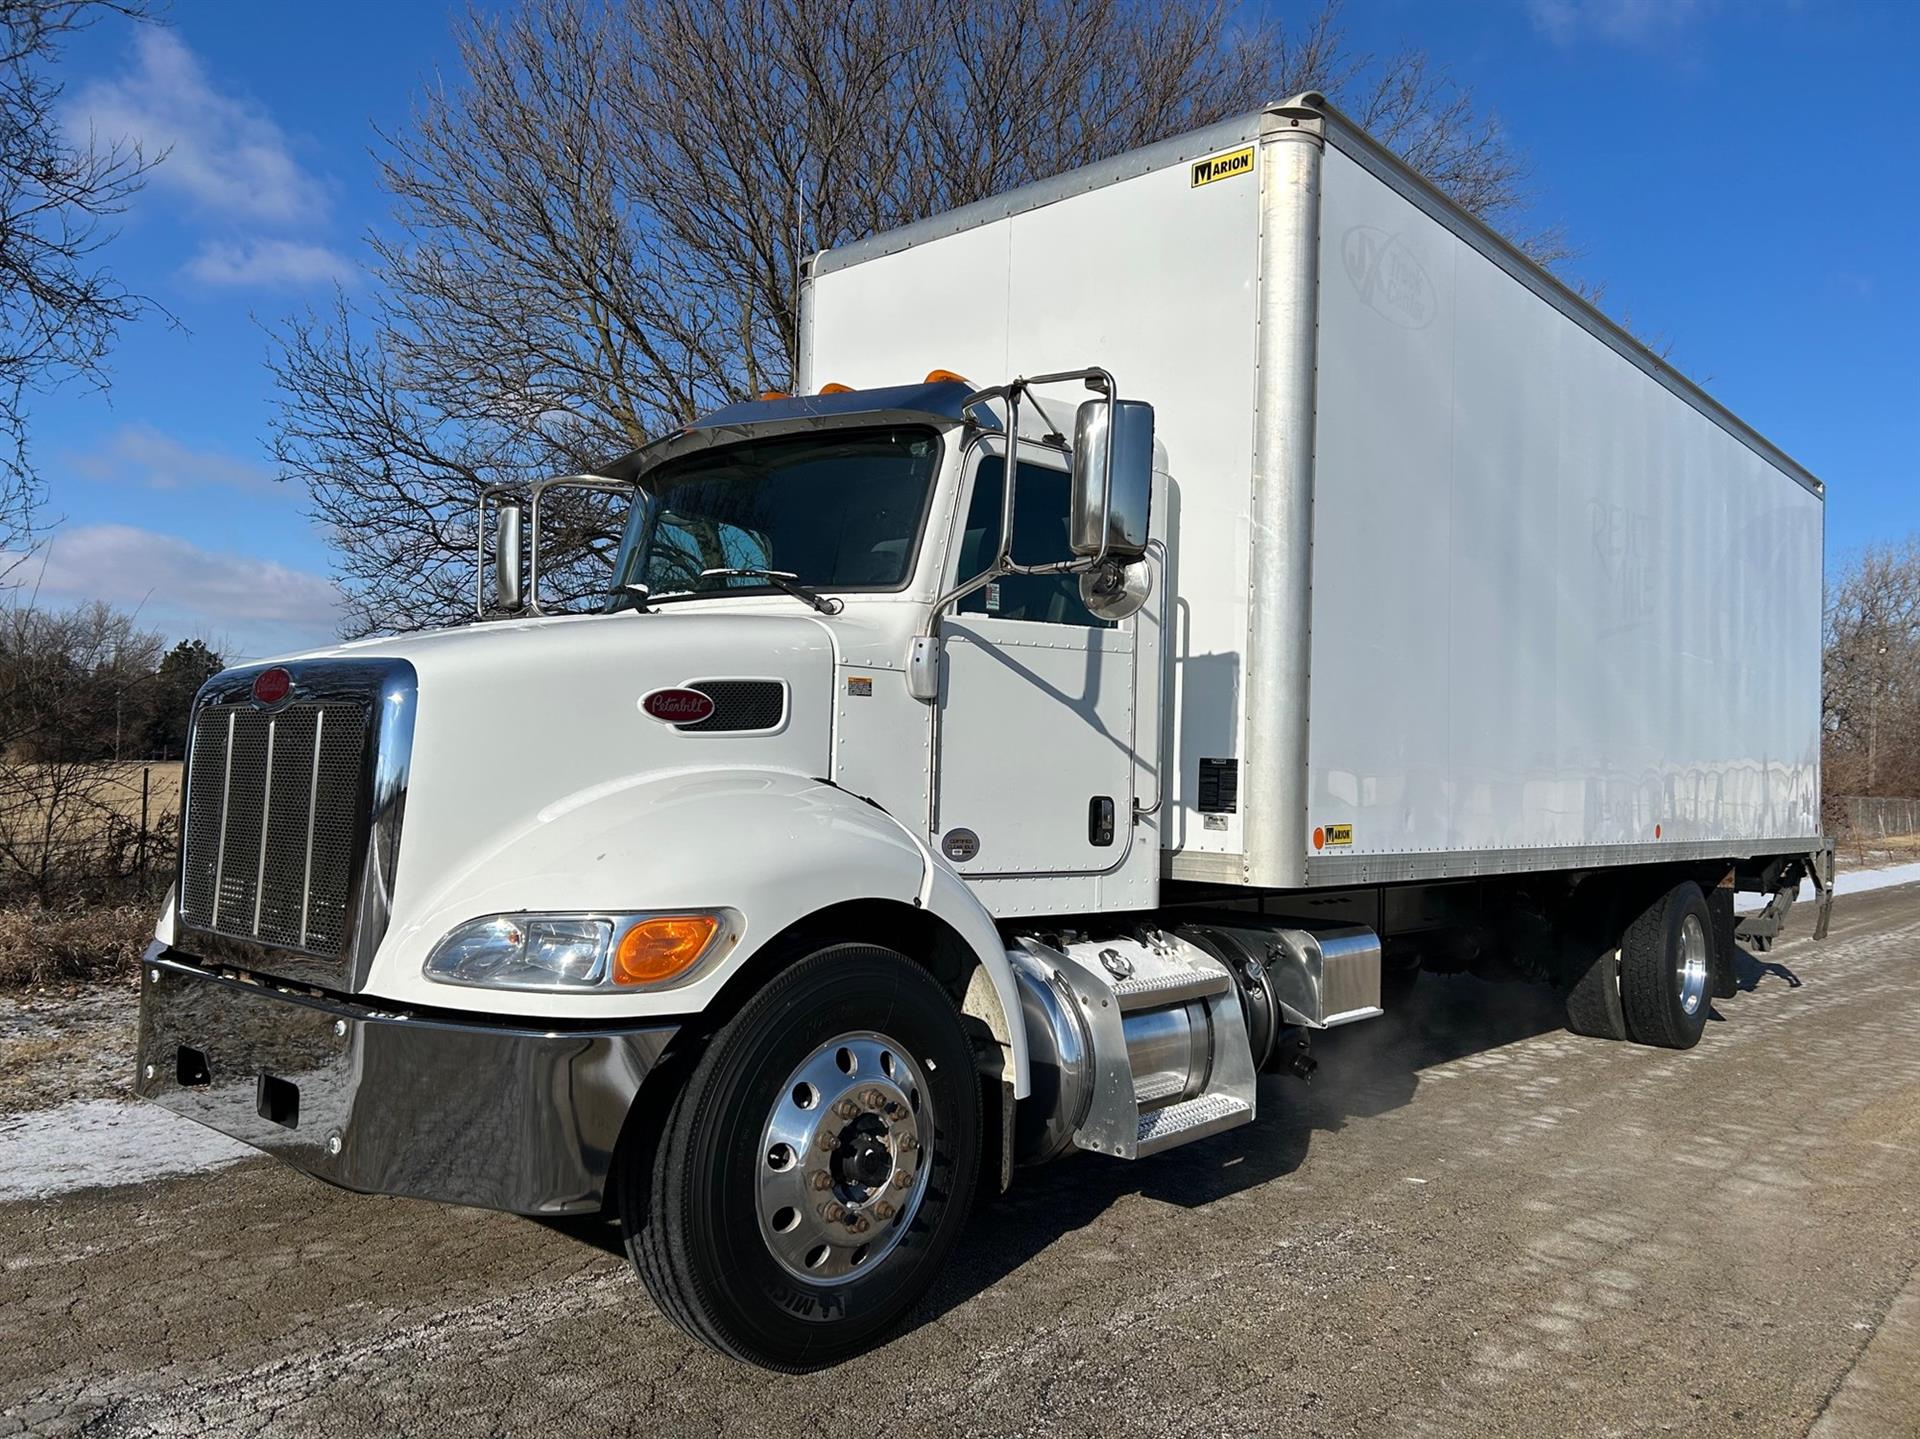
[
  {"left": 1811, "top": 845, "right": 1835, "bottom": 942},
  {"left": 1707, "top": 874, "right": 1739, "bottom": 1000}
]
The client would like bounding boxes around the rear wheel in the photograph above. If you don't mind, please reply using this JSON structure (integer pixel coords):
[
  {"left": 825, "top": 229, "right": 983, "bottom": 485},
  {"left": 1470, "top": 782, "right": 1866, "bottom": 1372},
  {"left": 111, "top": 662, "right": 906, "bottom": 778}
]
[
  {"left": 1562, "top": 943, "right": 1628, "bottom": 1040},
  {"left": 1619, "top": 881, "right": 1713, "bottom": 1050},
  {"left": 624, "top": 943, "right": 980, "bottom": 1369}
]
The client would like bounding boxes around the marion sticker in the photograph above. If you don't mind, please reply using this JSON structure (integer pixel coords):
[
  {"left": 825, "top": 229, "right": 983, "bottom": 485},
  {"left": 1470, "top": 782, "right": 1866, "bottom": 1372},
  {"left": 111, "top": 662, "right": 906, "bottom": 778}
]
[
  {"left": 1312, "top": 822, "right": 1354, "bottom": 849},
  {"left": 1191, "top": 145, "right": 1255, "bottom": 188}
]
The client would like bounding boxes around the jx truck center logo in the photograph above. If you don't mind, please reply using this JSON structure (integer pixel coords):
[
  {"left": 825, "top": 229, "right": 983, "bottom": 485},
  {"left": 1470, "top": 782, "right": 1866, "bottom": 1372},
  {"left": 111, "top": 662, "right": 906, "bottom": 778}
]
[
  {"left": 1341, "top": 225, "right": 1437, "bottom": 329},
  {"left": 1588, "top": 498, "right": 1659, "bottom": 635}
]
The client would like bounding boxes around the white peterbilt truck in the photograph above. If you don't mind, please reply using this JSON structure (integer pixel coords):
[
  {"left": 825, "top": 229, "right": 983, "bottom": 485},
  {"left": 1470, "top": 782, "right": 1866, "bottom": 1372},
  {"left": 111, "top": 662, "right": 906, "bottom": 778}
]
[{"left": 135, "top": 95, "right": 1830, "bottom": 1369}]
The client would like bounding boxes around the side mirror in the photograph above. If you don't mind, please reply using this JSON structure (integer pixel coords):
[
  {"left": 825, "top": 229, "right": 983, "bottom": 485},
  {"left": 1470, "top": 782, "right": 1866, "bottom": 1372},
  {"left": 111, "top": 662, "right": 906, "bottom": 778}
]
[
  {"left": 1070, "top": 398, "right": 1155, "bottom": 562},
  {"left": 493, "top": 499, "right": 525, "bottom": 613}
]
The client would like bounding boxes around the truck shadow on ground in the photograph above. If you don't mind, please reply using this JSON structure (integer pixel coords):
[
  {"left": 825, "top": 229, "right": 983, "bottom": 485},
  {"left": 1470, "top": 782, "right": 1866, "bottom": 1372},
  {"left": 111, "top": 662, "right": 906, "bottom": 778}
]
[
  {"left": 915, "top": 971, "right": 1576, "bottom": 1330},
  {"left": 536, "top": 956, "right": 1818, "bottom": 1333},
  {"left": 1734, "top": 947, "right": 1801, "bottom": 991},
  {"left": 533, "top": 971, "right": 1565, "bottom": 1275}
]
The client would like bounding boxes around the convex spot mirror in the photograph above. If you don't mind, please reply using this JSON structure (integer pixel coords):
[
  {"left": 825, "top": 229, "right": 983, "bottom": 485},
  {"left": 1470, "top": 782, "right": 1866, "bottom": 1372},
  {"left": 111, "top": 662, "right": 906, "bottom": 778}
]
[{"left": 1069, "top": 397, "right": 1155, "bottom": 562}]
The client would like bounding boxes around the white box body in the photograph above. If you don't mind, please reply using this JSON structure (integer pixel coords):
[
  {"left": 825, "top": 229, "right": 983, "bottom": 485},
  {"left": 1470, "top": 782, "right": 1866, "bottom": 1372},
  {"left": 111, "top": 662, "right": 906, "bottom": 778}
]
[{"left": 803, "top": 100, "right": 1823, "bottom": 890}]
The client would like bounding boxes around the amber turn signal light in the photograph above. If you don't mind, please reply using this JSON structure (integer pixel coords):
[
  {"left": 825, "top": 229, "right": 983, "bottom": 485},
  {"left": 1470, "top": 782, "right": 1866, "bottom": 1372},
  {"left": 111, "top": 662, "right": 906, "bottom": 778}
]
[{"left": 612, "top": 914, "right": 721, "bottom": 986}]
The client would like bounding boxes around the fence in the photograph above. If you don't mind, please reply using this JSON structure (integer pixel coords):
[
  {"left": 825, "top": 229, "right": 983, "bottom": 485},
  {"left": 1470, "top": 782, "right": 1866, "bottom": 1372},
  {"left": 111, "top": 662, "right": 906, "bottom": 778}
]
[
  {"left": 0, "top": 760, "right": 182, "bottom": 905},
  {"left": 1837, "top": 795, "right": 1920, "bottom": 841}
]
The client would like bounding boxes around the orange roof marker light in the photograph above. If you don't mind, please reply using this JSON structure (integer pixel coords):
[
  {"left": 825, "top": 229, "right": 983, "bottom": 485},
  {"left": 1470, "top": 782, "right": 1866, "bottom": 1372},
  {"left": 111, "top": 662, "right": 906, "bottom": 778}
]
[
  {"left": 612, "top": 914, "right": 723, "bottom": 987},
  {"left": 759, "top": 390, "right": 790, "bottom": 400},
  {"left": 819, "top": 382, "right": 855, "bottom": 395},
  {"left": 925, "top": 368, "right": 972, "bottom": 386}
]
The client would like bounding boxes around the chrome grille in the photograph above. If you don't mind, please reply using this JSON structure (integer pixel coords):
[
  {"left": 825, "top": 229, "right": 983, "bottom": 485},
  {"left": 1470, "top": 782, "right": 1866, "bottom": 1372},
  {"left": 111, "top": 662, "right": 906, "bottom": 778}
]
[{"left": 180, "top": 700, "right": 370, "bottom": 960}]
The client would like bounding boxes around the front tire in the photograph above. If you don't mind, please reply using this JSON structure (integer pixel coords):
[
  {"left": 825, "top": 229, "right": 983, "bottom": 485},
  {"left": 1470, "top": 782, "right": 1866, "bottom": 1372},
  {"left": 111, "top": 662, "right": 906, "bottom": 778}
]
[
  {"left": 1619, "top": 881, "right": 1714, "bottom": 1050},
  {"left": 624, "top": 943, "right": 980, "bottom": 1369}
]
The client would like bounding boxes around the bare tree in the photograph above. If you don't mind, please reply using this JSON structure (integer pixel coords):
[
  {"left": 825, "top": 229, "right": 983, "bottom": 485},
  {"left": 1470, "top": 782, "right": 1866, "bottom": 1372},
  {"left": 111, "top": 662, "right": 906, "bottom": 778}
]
[
  {"left": 0, "top": 598, "right": 168, "bottom": 902},
  {"left": 273, "top": 0, "right": 1559, "bottom": 634},
  {"left": 1824, "top": 538, "right": 1920, "bottom": 811},
  {"left": 0, "top": 0, "right": 158, "bottom": 579}
]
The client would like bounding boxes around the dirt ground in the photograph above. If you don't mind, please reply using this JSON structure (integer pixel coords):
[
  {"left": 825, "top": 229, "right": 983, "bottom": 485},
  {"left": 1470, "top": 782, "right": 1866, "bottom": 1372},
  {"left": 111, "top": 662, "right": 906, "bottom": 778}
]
[
  {"left": 0, "top": 983, "right": 138, "bottom": 1113},
  {"left": 1, "top": 884, "right": 1917, "bottom": 1437}
]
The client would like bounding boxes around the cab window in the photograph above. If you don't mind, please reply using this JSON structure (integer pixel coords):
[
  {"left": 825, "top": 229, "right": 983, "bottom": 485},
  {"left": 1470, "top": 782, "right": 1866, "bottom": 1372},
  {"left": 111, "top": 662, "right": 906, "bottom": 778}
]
[{"left": 955, "top": 454, "right": 1110, "bottom": 628}]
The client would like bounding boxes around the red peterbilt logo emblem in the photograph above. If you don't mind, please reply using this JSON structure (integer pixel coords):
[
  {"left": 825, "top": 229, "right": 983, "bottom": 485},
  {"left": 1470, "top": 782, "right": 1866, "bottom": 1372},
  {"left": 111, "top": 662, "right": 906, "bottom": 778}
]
[
  {"left": 251, "top": 667, "right": 292, "bottom": 705},
  {"left": 640, "top": 687, "right": 715, "bottom": 725}
]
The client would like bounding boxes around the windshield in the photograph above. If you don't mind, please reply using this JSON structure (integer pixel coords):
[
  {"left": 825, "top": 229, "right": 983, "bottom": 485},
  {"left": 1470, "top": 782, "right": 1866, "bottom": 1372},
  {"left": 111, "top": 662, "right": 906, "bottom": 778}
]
[{"left": 606, "top": 426, "right": 941, "bottom": 611}]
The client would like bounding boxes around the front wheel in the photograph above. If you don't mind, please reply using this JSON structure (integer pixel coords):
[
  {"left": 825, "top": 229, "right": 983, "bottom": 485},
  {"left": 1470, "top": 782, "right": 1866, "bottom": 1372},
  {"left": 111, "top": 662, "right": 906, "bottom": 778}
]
[{"left": 623, "top": 943, "right": 980, "bottom": 1369}]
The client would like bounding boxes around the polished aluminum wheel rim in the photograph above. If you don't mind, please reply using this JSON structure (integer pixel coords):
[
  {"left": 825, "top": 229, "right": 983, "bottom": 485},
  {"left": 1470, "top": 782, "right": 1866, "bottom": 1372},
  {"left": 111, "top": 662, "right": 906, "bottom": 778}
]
[
  {"left": 756, "top": 1031, "right": 932, "bottom": 1284},
  {"left": 1677, "top": 913, "right": 1710, "bottom": 1017}
]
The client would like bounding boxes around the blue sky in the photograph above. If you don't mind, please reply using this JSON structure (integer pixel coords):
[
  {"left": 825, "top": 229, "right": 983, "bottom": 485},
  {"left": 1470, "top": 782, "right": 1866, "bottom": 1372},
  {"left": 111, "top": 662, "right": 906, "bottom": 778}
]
[{"left": 12, "top": 0, "right": 1918, "bottom": 660}]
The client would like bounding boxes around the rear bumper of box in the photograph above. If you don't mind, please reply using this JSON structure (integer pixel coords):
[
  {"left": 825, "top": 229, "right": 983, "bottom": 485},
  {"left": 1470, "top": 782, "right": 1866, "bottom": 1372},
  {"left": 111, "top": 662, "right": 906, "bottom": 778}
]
[{"left": 132, "top": 944, "right": 678, "bottom": 1216}]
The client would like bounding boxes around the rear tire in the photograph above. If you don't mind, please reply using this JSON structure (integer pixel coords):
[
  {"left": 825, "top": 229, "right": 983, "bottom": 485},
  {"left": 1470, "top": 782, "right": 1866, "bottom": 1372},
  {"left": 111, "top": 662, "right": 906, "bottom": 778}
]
[
  {"left": 623, "top": 943, "right": 980, "bottom": 1370},
  {"left": 1563, "top": 944, "right": 1628, "bottom": 1040},
  {"left": 1619, "top": 881, "right": 1713, "bottom": 1050}
]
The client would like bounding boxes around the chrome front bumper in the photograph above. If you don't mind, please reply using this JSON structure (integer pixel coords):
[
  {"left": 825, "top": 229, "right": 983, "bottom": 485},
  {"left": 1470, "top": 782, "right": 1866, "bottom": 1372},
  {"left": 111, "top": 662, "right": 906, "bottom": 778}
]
[{"left": 133, "top": 946, "right": 677, "bottom": 1215}]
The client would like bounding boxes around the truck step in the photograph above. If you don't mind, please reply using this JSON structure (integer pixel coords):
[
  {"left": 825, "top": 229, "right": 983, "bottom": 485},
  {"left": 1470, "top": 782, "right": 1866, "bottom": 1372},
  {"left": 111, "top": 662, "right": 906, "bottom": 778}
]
[
  {"left": 1132, "top": 1070, "right": 1189, "bottom": 1107},
  {"left": 1109, "top": 963, "right": 1230, "bottom": 1012},
  {"left": 1135, "top": 1093, "right": 1253, "bottom": 1157}
]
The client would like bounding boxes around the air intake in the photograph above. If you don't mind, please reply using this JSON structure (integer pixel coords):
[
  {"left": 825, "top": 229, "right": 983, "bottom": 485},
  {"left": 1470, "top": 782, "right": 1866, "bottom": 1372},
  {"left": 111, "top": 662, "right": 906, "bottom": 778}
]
[{"left": 677, "top": 680, "right": 787, "bottom": 733}]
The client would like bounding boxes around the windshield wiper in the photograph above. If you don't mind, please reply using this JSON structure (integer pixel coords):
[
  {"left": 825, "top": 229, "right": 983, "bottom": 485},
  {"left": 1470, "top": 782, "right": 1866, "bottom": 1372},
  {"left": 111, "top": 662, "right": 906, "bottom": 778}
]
[{"left": 697, "top": 567, "right": 844, "bottom": 615}]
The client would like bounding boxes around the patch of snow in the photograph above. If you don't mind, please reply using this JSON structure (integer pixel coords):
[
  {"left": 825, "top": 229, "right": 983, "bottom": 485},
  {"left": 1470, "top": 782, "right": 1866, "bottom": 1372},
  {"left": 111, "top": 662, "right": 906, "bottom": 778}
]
[
  {"left": 0, "top": 1097, "right": 253, "bottom": 1204},
  {"left": 1735, "top": 861, "right": 1920, "bottom": 913}
]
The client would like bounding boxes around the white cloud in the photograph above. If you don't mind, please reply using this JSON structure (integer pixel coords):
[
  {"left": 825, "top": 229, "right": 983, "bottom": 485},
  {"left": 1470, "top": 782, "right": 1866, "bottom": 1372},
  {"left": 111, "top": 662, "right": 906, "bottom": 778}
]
[
  {"left": 181, "top": 238, "right": 356, "bottom": 290},
  {"left": 64, "top": 423, "right": 274, "bottom": 492},
  {"left": 1529, "top": 0, "right": 1712, "bottom": 45},
  {"left": 6, "top": 524, "right": 345, "bottom": 661},
  {"left": 70, "top": 30, "right": 332, "bottom": 225}
]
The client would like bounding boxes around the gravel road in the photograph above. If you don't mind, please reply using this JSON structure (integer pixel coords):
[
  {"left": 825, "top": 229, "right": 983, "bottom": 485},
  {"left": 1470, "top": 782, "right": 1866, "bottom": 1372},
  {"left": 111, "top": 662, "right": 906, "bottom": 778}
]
[{"left": 3, "top": 885, "right": 1917, "bottom": 1437}]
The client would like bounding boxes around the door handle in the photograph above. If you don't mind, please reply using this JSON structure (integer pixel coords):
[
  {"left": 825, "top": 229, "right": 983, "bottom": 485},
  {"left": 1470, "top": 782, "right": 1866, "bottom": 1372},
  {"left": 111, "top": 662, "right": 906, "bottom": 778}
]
[{"left": 1088, "top": 796, "right": 1116, "bottom": 847}]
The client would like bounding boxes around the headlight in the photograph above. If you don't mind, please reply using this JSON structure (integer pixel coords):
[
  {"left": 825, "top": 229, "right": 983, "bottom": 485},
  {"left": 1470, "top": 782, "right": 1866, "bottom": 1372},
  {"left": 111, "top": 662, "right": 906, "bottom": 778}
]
[{"left": 424, "top": 912, "right": 727, "bottom": 992}]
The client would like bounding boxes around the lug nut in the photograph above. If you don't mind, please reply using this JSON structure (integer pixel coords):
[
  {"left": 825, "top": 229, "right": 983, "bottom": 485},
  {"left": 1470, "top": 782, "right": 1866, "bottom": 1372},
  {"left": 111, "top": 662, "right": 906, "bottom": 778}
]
[
  {"left": 816, "top": 1129, "right": 836, "bottom": 1150},
  {"left": 898, "top": 1134, "right": 918, "bottom": 1153},
  {"left": 849, "top": 1215, "right": 870, "bottom": 1233},
  {"left": 835, "top": 1099, "right": 860, "bottom": 1120},
  {"left": 892, "top": 1171, "right": 912, "bottom": 1190},
  {"left": 810, "top": 1170, "right": 833, "bottom": 1191},
  {"left": 861, "top": 1088, "right": 887, "bottom": 1111},
  {"left": 874, "top": 1200, "right": 895, "bottom": 1221},
  {"left": 822, "top": 1202, "right": 846, "bottom": 1222}
]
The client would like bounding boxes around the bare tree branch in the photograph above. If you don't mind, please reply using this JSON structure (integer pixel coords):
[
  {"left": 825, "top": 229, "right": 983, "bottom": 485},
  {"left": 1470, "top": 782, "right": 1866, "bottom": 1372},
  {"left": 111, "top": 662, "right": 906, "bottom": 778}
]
[
  {"left": 0, "top": 0, "right": 162, "bottom": 579},
  {"left": 1824, "top": 538, "right": 1920, "bottom": 807},
  {"left": 273, "top": 0, "right": 1568, "bottom": 635}
]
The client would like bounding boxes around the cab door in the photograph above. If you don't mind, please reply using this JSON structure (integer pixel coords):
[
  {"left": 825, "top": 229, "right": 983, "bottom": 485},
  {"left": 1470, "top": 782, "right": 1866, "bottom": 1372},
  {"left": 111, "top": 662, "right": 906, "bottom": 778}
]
[{"left": 932, "top": 442, "right": 1136, "bottom": 877}]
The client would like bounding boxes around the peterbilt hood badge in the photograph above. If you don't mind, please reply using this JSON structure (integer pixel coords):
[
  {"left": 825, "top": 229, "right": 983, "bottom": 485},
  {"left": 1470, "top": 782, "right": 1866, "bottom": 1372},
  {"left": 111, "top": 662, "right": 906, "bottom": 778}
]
[{"left": 640, "top": 686, "right": 717, "bottom": 725}]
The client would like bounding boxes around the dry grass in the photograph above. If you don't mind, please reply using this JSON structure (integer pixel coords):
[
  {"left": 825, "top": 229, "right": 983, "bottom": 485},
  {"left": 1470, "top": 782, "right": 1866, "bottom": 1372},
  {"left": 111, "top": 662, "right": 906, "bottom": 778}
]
[
  {"left": 86, "top": 761, "right": 182, "bottom": 822},
  {"left": 3, "top": 761, "right": 181, "bottom": 827},
  {"left": 1833, "top": 831, "right": 1920, "bottom": 872},
  {"left": 0, "top": 902, "right": 154, "bottom": 989}
]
